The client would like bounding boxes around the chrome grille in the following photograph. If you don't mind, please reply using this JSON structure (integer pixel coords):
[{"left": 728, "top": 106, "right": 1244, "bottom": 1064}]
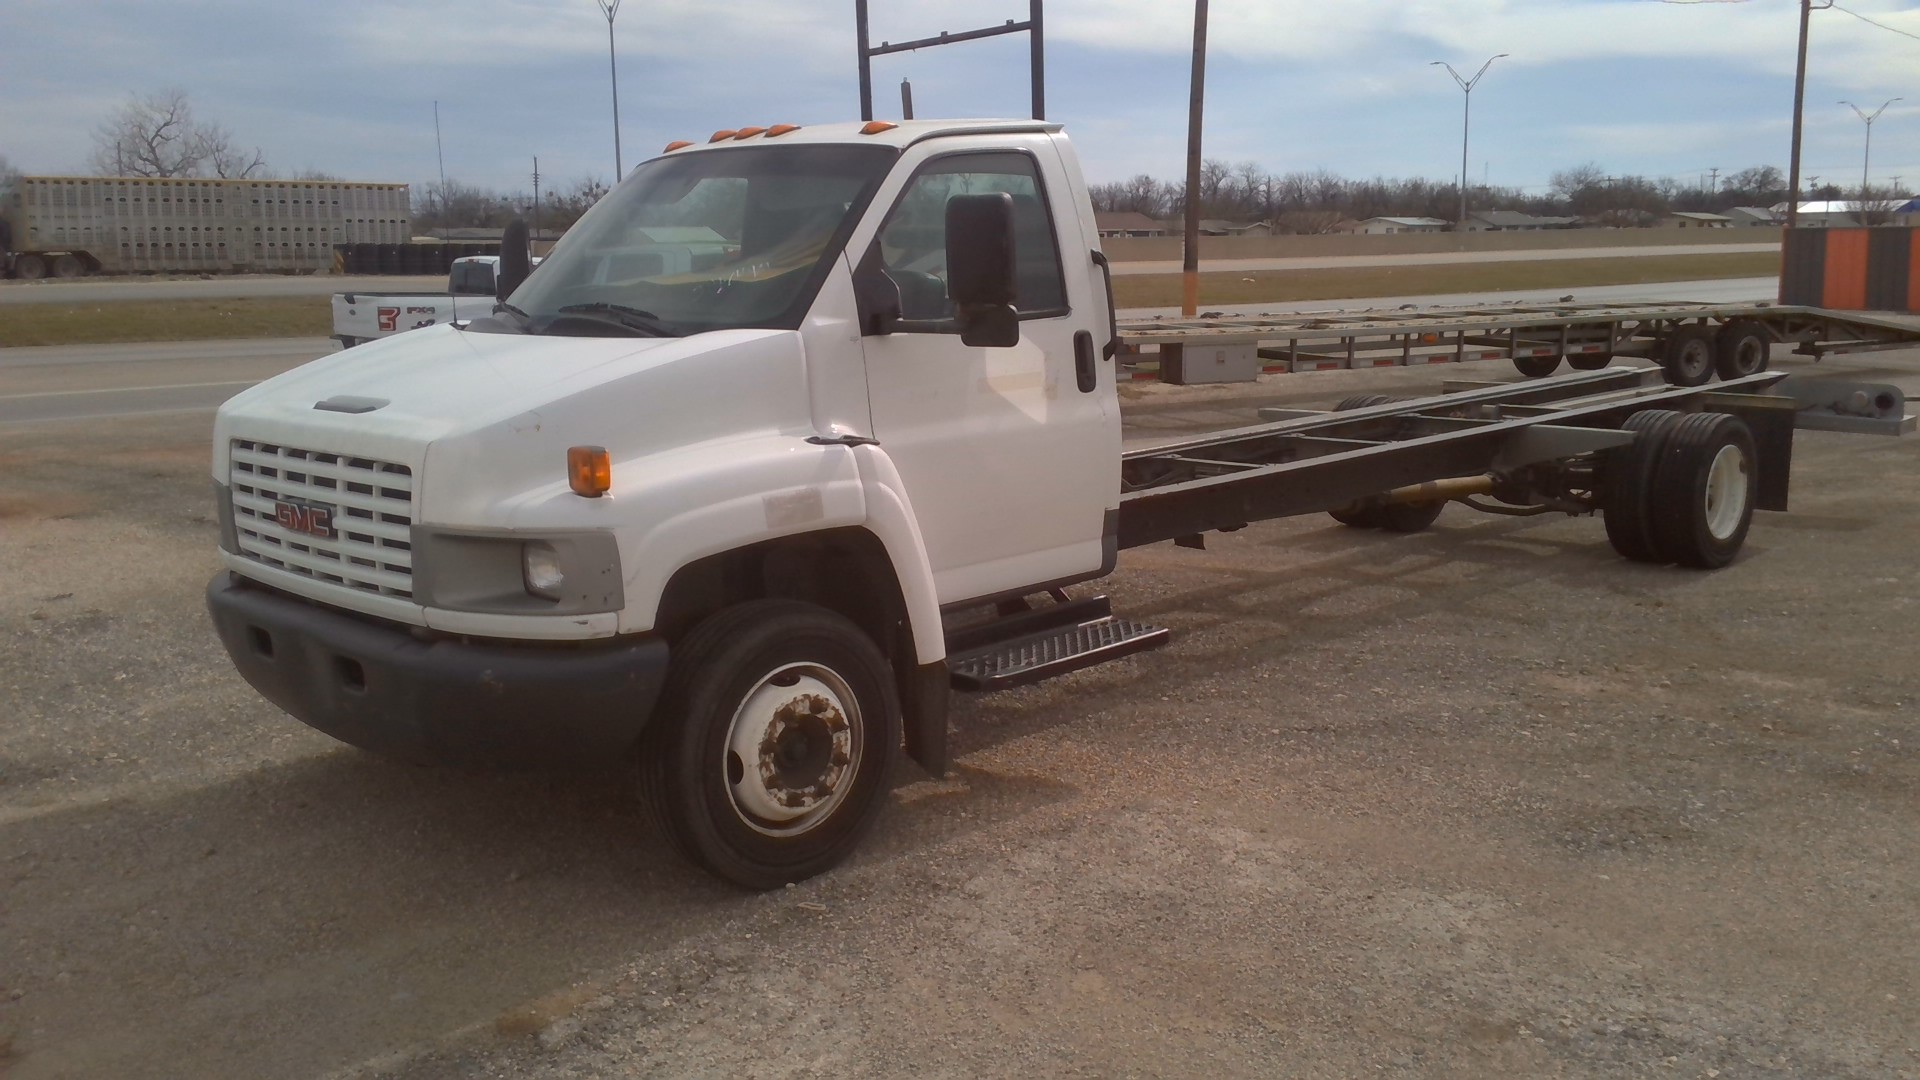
[{"left": 229, "top": 438, "right": 415, "bottom": 598}]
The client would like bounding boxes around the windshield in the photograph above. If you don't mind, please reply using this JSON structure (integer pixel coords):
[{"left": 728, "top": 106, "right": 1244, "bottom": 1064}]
[{"left": 506, "top": 144, "right": 897, "bottom": 337}]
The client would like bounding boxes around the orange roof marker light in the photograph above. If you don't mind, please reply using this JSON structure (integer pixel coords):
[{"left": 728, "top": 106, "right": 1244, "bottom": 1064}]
[
  {"left": 766, "top": 124, "right": 801, "bottom": 137},
  {"left": 859, "top": 121, "right": 898, "bottom": 135},
  {"left": 732, "top": 126, "right": 768, "bottom": 140},
  {"left": 709, "top": 130, "right": 738, "bottom": 142},
  {"left": 662, "top": 140, "right": 694, "bottom": 152}
]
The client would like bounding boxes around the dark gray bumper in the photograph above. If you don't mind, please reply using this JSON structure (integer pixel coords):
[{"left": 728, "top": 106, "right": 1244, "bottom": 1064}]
[{"left": 206, "top": 573, "right": 668, "bottom": 767}]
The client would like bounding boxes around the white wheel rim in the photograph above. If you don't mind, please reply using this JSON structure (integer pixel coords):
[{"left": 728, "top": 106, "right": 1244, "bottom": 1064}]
[
  {"left": 723, "top": 663, "right": 861, "bottom": 837},
  {"left": 1704, "top": 442, "right": 1749, "bottom": 540}
]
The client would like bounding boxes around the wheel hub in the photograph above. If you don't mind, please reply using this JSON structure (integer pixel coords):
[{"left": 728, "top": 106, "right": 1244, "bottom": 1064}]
[
  {"left": 1704, "top": 442, "right": 1750, "bottom": 540},
  {"left": 724, "top": 665, "right": 860, "bottom": 834}
]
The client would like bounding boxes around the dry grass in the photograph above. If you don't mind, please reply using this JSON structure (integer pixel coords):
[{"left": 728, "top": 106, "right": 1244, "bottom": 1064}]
[
  {"left": 0, "top": 297, "right": 330, "bottom": 347},
  {"left": 1110, "top": 252, "right": 1779, "bottom": 309}
]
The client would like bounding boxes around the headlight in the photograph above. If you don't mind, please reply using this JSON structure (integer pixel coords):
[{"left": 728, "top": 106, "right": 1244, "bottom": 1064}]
[{"left": 522, "top": 541, "right": 566, "bottom": 599}]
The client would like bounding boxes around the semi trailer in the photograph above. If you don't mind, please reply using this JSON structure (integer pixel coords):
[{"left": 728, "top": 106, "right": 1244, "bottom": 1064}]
[
  {"left": 0, "top": 175, "right": 409, "bottom": 278},
  {"left": 203, "top": 119, "right": 1917, "bottom": 889}
]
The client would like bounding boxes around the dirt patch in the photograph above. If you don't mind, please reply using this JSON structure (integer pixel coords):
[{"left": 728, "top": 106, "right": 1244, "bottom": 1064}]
[{"left": 0, "top": 492, "right": 93, "bottom": 520}]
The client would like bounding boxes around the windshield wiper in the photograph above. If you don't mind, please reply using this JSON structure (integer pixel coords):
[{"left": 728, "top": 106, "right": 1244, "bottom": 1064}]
[
  {"left": 550, "top": 302, "right": 680, "bottom": 338},
  {"left": 494, "top": 301, "right": 531, "bottom": 323}
]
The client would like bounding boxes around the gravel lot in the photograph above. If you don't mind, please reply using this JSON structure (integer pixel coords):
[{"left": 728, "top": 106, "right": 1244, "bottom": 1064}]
[{"left": 2, "top": 350, "right": 1916, "bottom": 1079}]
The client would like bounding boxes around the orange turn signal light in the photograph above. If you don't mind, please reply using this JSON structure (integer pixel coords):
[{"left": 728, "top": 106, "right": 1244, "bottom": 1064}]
[
  {"left": 733, "top": 126, "right": 767, "bottom": 140},
  {"left": 859, "top": 121, "right": 898, "bottom": 135},
  {"left": 567, "top": 446, "right": 611, "bottom": 498},
  {"left": 709, "top": 129, "right": 737, "bottom": 142},
  {"left": 766, "top": 123, "right": 800, "bottom": 137},
  {"left": 663, "top": 139, "right": 694, "bottom": 152}
]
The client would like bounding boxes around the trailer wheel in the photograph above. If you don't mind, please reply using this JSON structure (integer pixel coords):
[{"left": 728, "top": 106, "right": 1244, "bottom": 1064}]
[
  {"left": 50, "top": 254, "right": 84, "bottom": 279},
  {"left": 1376, "top": 500, "right": 1447, "bottom": 533},
  {"left": 1649, "top": 413, "right": 1757, "bottom": 569},
  {"left": 1568, "top": 353, "right": 1613, "bottom": 371},
  {"left": 638, "top": 599, "right": 900, "bottom": 889},
  {"left": 1659, "top": 325, "right": 1717, "bottom": 386},
  {"left": 12, "top": 254, "right": 47, "bottom": 281},
  {"left": 1332, "top": 393, "right": 1401, "bottom": 412},
  {"left": 1513, "top": 356, "right": 1562, "bottom": 378},
  {"left": 1601, "top": 409, "right": 1686, "bottom": 563},
  {"left": 1714, "top": 320, "right": 1771, "bottom": 380}
]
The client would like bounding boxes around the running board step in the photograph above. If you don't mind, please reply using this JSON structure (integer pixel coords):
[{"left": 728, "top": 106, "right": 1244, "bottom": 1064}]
[{"left": 948, "top": 616, "right": 1170, "bottom": 692}]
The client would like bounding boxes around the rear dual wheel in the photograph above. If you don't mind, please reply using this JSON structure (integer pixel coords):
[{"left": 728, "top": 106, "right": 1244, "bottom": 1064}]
[
  {"left": 639, "top": 599, "right": 900, "bottom": 890},
  {"left": 1602, "top": 410, "right": 1756, "bottom": 568}
]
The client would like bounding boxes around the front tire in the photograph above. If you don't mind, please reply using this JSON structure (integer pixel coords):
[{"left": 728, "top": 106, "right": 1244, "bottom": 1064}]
[{"left": 639, "top": 599, "right": 901, "bottom": 890}]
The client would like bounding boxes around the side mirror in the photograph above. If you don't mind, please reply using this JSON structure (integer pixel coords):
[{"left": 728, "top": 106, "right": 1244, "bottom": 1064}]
[
  {"left": 496, "top": 218, "right": 532, "bottom": 301},
  {"left": 945, "top": 193, "right": 1019, "bottom": 348}
]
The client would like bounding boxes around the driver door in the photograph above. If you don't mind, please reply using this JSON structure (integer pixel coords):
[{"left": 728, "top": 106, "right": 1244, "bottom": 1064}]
[{"left": 857, "top": 142, "right": 1117, "bottom": 606}]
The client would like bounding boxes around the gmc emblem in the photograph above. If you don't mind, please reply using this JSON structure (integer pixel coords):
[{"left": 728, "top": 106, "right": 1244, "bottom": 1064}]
[{"left": 273, "top": 498, "right": 337, "bottom": 539}]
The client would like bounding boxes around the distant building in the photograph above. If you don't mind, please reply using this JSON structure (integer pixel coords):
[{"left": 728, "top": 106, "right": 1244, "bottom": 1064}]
[
  {"left": 1664, "top": 211, "right": 1733, "bottom": 229},
  {"left": 1346, "top": 216, "right": 1451, "bottom": 235},
  {"left": 1195, "top": 219, "right": 1276, "bottom": 237},
  {"left": 1769, "top": 201, "right": 1861, "bottom": 228},
  {"left": 1724, "top": 207, "right": 1781, "bottom": 228},
  {"left": 1093, "top": 211, "right": 1168, "bottom": 238},
  {"left": 1462, "top": 209, "right": 1580, "bottom": 232}
]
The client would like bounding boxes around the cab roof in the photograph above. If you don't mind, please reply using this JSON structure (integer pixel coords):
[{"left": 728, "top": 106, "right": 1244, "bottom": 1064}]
[{"left": 654, "top": 118, "right": 1063, "bottom": 158}]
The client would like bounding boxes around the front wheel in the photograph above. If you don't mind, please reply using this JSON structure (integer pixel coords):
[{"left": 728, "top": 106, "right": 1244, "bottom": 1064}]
[{"left": 639, "top": 599, "right": 901, "bottom": 889}]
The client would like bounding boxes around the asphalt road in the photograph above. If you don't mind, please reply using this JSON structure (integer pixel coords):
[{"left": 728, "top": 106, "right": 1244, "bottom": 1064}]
[
  {"left": 2, "top": 347, "right": 1916, "bottom": 1078},
  {"left": 0, "top": 279, "right": 1782, "bottom": 428},
  {"left": 0, "top": 243, "right": 1779, "bottom": 303}
]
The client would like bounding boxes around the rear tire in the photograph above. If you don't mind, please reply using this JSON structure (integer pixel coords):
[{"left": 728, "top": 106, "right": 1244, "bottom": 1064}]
[
  {"left": 1714, "top": 320, "right": 1771, "bottom": 380},
  {"left": 1514, "top": 356, "right": 1562, "bottom": 378},
  {"left": 51, "top": 254, "right": 84, "bottom": 279},
  {"left": 12, "top": 254, "right": 47, "bottom": 281},
  {"left": 1327, "top": 394, "right": 1413, "bottom": 528},
  {"left": 1568, "top": 353, "right": 1613, "bottom": 371},
  {"left": 1376, "top": 500, "right": 1446, "bottom": 533},
  {"left": 1660, "top": 325, "right": 1717, "bottom": 387},
  {"left": 1649, "top": 413, "right": 1757, "bottom": 569},
  {"left": 638, "top": 599, "right": 900, "bottom": 890},
  {"left": 1601, "top": 410, "right": 1685, "bottom": 563}
]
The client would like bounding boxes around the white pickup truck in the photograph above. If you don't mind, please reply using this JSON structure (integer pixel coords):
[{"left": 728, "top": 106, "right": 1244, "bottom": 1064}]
[
  {"left": 206, "top": 118, "right": 1896, "bottom": 888},
  {"left": 330, "top": 255, "right": 534, "bottom": 348}
]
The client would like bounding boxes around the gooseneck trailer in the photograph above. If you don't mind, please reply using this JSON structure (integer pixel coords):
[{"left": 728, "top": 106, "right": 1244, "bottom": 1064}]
[{"left": 203, "top": 120, "right": 1916, "bottom": 889}]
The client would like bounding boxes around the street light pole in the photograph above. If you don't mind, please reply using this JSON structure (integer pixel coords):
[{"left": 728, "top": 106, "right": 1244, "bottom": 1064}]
[
  {"left": 1840, "top": 97, "right": 1902, "bottom": 209},
  {"left": 1431, "top": 54, "right": 1508, "bottom": 229},
  {"left": 596, "top": 0, "right": 624, "bottom": 180}
]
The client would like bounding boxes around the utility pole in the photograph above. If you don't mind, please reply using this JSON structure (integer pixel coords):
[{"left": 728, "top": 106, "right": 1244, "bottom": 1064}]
[
  {"left": 596, "top": 0, "right": 624, "bottom": 179},
  {"left": 1787, "top": 0, "right": 1830, "bottom": 228},
  {"left": 1182, "top": 0, "right": 1208, "bottom": 318},
  {"left": 1431, "top": 54, "right": 1509, "bottom": 229},
  {"left": 432, "top": 101, "right": 448, "bottom": 238},
  {"left": 531, "top": 156, "right": 542, "bottom": 243},
  {"left": 1708, "top": 167, "right": 1719, "bottom": 196}
]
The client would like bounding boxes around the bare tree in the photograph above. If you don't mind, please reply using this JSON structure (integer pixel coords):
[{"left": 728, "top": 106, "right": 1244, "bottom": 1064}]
[
  {"left": 0, "top": 153, "right": 19, "bottom": 197},
  {"left": 89, "top": 89, "right": 267, "bottom": 179}
]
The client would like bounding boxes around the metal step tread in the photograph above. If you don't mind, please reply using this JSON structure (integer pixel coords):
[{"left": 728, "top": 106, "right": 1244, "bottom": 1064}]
[{"left": 949, "top": 615, "right": 1170, "bottom": 692}]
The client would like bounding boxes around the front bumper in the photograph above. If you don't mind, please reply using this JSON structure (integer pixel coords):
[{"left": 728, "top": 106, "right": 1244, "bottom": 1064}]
[{"left": 206, "top": 573, "right": 668, "bottom": 766}]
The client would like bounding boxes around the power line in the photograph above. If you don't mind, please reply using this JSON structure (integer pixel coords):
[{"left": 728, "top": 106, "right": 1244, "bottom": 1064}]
[{"left": 1828, "top": 3, "right": 1920, "bottom": 42}]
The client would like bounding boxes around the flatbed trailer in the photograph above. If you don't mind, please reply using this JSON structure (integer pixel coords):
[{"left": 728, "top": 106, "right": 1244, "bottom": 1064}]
[{"left": 1116, "top": 301, "right": 1920, "bottom": 386}]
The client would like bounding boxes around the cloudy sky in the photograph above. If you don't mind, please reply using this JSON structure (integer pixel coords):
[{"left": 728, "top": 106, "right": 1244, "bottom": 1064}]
[{"left": 3, "top": 0, "right": 1916, "bottom": 198}]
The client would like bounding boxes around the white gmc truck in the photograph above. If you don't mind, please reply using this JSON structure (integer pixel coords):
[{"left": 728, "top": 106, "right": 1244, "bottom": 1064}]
[
  {"left": 206, "top": 119, "right": 1896, "bottom": 888},
  {"left": 330, "top": 255, "right": 540, "bottom": 349}
]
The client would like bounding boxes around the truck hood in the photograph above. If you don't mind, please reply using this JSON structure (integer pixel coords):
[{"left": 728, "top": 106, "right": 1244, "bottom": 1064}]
[
  {"left": 219, "top": 324, "right": 694, "bottom": 435},
  {"left": 213, "top": 324, "right": 822, "bottom": 524}
]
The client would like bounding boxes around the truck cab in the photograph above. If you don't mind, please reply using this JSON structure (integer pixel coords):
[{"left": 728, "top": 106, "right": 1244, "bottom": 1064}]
[{"left": 208, "top": 120, "right": 1133, "bottom": 887}]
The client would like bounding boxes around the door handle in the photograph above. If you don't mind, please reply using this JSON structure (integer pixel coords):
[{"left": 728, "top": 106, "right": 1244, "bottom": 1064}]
[{"left": 1073, "top": 330, "right": 1097, "bottom": 393}]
